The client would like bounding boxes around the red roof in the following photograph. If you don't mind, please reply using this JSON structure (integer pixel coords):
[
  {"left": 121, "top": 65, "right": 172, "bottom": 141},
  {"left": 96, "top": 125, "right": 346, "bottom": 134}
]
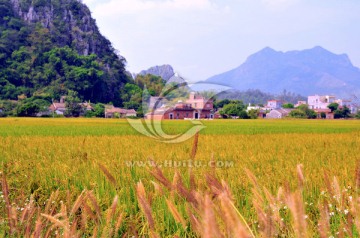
[
  {"left": 105, "top": 108, "right": 136, "bottom": 114},
  {"left": 314, "top": 109, "right": 332, "bottom": 113}
]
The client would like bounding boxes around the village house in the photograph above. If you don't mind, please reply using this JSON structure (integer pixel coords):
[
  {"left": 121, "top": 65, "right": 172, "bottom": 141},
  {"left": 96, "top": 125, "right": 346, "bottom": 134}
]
[
  {"left": 308, "top": 95, "right": 336, "bottom": 109},
  {"left": 266, "top": 108, "right": 293, "bottom": 119},
  {"left": 49, "top": 102, "right": 66, "bottom": 115},
  {"left": 336, "top": 99, "right": 357, "bottom": 114},
  {"left": 148, "top": 96, "right": 165, "bottom": 110},
  {"left": 313, "top": 108, "right": 334, "bottom": 119},
  {"left": 146, "top": 92, "right": 216, "bottom": 120},
  {"left": 105, "top": 106, "right": 137, "bottom": 118},
  {"left": 246, "top": 103, "right": 261, "bottom": 111},
  {"left": 48, "top": 96, "right": 93, "bottom": 115},
  {"left": 295, "top": 101, "right": 307, "bottom": 108},
  {"left": 266, "top": 100, "right": 283, "bottom": 109}
]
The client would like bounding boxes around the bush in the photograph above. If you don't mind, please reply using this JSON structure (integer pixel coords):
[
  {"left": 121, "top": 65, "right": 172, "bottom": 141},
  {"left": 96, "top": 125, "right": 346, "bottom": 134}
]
[
  {"left": 289, "top": 109, "right": 307, "bottom": 119},
  {"left": 355, "top": 111, "right": 360, "bottom": 119}
]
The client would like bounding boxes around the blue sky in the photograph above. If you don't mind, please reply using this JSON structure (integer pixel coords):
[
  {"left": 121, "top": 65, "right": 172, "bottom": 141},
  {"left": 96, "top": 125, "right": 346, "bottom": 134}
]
[{"left": 83, "top": 0, "right": 360, "bottom": 82}]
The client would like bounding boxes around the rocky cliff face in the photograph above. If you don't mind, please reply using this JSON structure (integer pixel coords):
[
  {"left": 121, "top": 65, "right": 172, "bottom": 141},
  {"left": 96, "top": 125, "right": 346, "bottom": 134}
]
[
  {"left": 0, "top": 0, "right": 129, "bottom": 104},
  {"left": 139, "top": 65, "right": 175, "bottom": 81},
  {"left": 9, "top": 0, "right": 115, "bottom": 57}
]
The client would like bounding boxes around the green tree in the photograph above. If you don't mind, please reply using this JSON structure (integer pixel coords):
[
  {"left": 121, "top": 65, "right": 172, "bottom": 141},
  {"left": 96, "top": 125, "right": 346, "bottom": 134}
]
[
  {"left": 334, "top": 106, "right": 351, "bottom": 119},
  {"left": 355, "top": 111, "right": 360, "bottom": 119},
  {"left": 289, "top": 109, "right": 307, "bottom": 119},
  {"left": 220, "top": 101, "right": 247, "bottom": 118},
  {"left": 297, "top": 104, "right": 316, "bottom": 119},
  {"left": 0, "top": 100, "right": 17, "bottom": 116},
  {"left": 327, "top": 103, "right": 339, "bottom": 112},
  {"left": 238, "top": 110, "right": 250, "bottom": 119},
  {"left": 93, "top": 103, "right": 105, "bottom": 117},
  {"left": 215, "top": 99, "right": 231, "bottom": 109},
  {"left": 247, "top": 109, "right": 259, "bottom": 119},
  {"left": 64, "top": 90, "right": 82, "bottom": 117},
  {"left": 282, "top": 103, "right": 294, "bottom": 109},
  {"left": 134, "top": 74, "right": 165, "bottom": 96},
  {"left": 16, "top": 102, "right": 40, "bottom": 117}
]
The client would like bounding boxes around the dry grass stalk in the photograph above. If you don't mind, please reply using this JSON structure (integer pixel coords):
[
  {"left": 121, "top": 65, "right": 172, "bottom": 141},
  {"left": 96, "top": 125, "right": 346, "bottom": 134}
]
[
  {"left": 32, "top": 216, "right": 43, "bottom": 237},
  {"left": 332, "top": 176, "right": 341, "bottom": 204},
  {"left": 187, "top": 205, "right": 201, "bottom": 234},
  {"left": 190, "top": 131, "right": 199, "bottom": 190},
  {"left": 201, "top": 195, "right": 223, "bottom": 238},
  {"left": 136, "top": 181, "right": 156, "bottom": 232},
  {"left": 190, "top": 131, "right": 199, "bottom": 161},
  {"left": 151, "top": 181, "right": 163, "bottom": 196},
  {"left": 114, "top": 213, "right": 124, "bottom": 236},
  {"left": 166, "top": 199, "right": 187, "bottom": 229},
  {"left": 1, "top": 173, "right": 15, "bottom": 234},
  {"left": 356, "top": 160, "right": 360, "bottom": 191},
  {"left": 149, "top": 166, "right": 172, "bottom": 190},
  {"left": 98, "top": 163, "right": 117, "bottom": 187},
  {"left": 218, "top": 192, "right": 253, "bottom": 238},
  {"left": 87, "top": 191, "right": 102, "bottom": 222},
  {"left": 70, "top": 190, "right": 86, "bottom": 217},
  {"left": 318, "top": 202, "right": 330, "bottom": 238},
  {"left": 286, "top": 191, "right": 307, "bottom": 238},
  {"left": 297, "top": 164, "right": 304, "bottom": 189},
  {"left": 350, "top": 197, "right": 360, "bottom": 232},
  {"left": 206, "top": 173, "right": 224, "bottom": 198}
]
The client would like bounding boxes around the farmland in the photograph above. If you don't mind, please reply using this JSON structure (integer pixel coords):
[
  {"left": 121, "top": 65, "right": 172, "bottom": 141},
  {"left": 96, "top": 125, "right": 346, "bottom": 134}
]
[{"left": 1, "top": 118, "right": 360, "bottom": 237}]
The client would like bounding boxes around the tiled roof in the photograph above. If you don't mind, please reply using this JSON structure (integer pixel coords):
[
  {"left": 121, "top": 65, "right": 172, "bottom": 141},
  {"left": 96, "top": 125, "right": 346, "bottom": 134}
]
[
  {"left": 314, "top": 109, "right": 332, "bottom": 113},
  {"left": 105, "top": 108, "right": 136, "bottom": 114}
]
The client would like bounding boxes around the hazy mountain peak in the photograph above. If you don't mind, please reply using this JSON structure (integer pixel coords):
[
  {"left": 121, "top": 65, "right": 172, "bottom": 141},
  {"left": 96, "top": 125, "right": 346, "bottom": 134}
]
[
  {"left": 139, "top": 65, "right": 175, "bottom": 81},
  {"left": 259, "top": 46, "right": 277, "bottom": 53},
  {"left": 206, "top": 47, "right": 360, "bottom": 98}
]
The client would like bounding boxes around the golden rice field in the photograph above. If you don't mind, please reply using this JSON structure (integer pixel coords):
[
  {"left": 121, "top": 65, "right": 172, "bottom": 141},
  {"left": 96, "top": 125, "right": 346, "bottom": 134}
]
[{"left": 1, "top": 118, "right": 360, "bottom": 237}]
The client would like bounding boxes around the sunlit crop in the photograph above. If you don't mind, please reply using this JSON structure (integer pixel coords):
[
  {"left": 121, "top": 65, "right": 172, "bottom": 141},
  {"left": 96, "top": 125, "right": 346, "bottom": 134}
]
[{"left": 1, "top": 118, "right": 360, "bottom": 236}]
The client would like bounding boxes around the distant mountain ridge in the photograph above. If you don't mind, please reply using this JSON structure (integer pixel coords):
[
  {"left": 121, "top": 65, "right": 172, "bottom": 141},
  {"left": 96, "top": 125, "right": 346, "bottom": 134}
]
[
  {"left": 139, "top": 65, "right": 175, "bottom": 81},
  {"left": 205, "top": 46, "right": 360, "bottom": 98}
]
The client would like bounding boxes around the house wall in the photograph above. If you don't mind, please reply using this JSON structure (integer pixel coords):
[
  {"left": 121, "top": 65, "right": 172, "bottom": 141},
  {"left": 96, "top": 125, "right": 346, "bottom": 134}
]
[
  {"left": 266, "top": 110, "right": 282, "bottom": 119},
  {"left": 186, "top": 93, "right": 213, "bottom": 110},
  {"left": 267, "top": 101, "right": 283, "bottom": 109},
  {"left": 308, "top": 95, "right": 335, "bottom": 109},
  {"left": 149, "top": 109, "right": 214, "bottom": 120}
]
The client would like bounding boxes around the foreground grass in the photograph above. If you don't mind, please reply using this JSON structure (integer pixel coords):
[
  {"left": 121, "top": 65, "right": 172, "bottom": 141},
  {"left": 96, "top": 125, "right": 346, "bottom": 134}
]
[{"left": 1, "top": 118, "right": 360, "bottom": 236}]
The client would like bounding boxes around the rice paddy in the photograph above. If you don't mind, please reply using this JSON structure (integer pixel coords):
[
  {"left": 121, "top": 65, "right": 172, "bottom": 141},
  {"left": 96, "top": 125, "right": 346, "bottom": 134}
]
[{"left": 1, "top": 118, "right": 360, "bottom": 237}]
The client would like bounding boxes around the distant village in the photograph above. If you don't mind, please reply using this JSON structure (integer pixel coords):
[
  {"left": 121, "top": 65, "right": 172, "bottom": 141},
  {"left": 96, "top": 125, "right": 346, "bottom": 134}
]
[{"left": 44, "top": 93, "right": 360, "bottom": 120}]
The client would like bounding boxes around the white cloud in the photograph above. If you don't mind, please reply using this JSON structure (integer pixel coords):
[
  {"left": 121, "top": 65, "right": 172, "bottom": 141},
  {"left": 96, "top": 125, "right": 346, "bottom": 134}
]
[
  {"left": 90, "top": 0, "right": 224, "bottom": 16},
  {"left": 261, "top": 0, "right": 298, "bottom": 10}
]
